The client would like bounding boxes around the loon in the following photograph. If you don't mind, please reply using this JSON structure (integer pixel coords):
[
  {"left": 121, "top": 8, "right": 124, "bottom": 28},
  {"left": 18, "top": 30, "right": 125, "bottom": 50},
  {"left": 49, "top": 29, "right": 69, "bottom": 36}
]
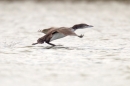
[{"left": 32, "top": 23, "right": 93, "bottom": 46}]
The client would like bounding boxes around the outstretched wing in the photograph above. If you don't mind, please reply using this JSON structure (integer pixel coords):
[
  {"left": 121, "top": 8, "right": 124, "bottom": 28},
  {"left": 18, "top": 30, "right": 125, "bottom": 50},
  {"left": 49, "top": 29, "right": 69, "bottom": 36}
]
[{"left": 39, "top": 27, "right": 56, "bottom": 34}]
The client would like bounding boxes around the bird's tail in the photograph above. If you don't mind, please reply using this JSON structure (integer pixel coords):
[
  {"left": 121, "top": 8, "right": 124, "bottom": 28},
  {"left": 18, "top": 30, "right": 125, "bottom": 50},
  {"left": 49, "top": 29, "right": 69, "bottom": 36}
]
[
  {"left": 32, "top": 43, "right": 38, "bottom": 45},
  {"left": 32, "top": 35, "right": 46, "bottom": 45}
]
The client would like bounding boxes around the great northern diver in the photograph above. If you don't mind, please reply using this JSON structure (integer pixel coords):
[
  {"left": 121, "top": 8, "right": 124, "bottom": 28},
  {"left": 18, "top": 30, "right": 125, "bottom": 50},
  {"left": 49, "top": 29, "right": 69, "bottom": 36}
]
[{"left": 32, "top": 23, "right": 93, "bottom": 46}]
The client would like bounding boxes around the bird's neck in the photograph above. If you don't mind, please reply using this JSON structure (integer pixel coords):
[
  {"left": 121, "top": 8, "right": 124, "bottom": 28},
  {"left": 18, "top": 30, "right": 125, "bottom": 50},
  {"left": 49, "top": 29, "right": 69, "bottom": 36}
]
[{"left": 71, "top": 27, "right": 77, "bottom": 31}]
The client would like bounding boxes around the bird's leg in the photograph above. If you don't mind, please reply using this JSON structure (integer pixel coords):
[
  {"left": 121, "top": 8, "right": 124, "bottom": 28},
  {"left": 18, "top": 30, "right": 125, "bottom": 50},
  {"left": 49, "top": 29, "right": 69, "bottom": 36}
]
[
  {"left": 46, "top": 42, "right": 56, "bottom": 46},
  {"left": 78, "top": 34, "right": 84, "bottom": 38}
]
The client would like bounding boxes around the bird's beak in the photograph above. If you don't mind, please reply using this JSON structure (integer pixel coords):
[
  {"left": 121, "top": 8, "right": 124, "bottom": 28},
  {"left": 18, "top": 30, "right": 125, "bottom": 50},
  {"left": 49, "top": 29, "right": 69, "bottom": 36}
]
[{"left": 87, "top": 25, "right": 93, "bottom": 28}]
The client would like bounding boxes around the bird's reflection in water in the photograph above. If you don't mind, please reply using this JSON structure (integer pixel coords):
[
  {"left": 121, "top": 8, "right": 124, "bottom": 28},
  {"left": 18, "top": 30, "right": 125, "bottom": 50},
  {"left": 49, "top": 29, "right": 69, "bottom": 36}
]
[{"left": 44, "top": 45, "right": 84, "bottom": 50}]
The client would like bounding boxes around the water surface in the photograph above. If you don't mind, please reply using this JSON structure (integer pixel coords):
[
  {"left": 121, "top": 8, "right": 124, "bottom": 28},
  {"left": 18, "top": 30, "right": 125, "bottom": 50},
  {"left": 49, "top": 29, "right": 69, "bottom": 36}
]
[{"left": 0, "top": 1, "right": 130, "bottom": 86}]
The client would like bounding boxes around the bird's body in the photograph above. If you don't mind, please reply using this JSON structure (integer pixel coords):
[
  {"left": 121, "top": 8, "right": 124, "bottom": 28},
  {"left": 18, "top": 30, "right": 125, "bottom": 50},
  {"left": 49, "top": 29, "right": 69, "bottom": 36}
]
[
  {"left": 32, "top": 23, "right": 93, "bottom": 46},
  {"left": 50, "top": 32, "right": 65, "bottom": 41}
]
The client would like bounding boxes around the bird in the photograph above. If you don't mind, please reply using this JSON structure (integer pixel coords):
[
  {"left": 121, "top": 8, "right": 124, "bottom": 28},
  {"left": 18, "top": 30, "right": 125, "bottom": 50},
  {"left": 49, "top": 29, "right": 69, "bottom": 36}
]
[{"left": 32, "top": 23, "right": 93, "bottom": 46}]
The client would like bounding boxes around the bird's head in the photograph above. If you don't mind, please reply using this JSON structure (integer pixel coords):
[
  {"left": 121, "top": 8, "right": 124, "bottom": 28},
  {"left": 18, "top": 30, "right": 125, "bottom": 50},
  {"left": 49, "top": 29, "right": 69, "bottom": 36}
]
[{"left": 72, "top": 23, "right": 93, "bottom": 30}]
